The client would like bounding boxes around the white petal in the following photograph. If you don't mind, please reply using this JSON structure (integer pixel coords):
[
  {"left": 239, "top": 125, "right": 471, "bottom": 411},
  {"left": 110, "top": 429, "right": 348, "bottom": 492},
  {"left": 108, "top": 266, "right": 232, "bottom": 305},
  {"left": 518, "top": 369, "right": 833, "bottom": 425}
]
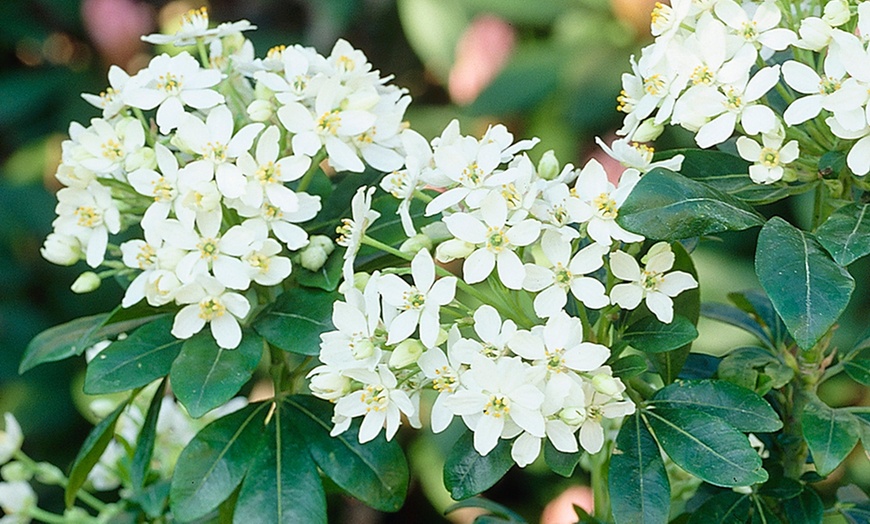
[{"left": 463, "top": 249, "right": 495, "bottom": 284}]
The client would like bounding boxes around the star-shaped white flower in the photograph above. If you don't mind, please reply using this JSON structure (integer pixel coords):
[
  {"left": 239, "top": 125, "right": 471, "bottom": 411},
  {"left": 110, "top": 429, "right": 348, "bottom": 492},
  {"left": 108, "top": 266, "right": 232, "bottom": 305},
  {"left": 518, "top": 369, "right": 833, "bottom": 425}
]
[{"left": 171, "top": 276, "right": 251, "bottom": 349}]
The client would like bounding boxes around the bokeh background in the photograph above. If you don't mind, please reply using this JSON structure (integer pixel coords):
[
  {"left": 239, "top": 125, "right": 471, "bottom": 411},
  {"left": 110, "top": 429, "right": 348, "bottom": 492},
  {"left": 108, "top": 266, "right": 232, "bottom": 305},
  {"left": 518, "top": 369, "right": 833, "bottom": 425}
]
[{"left": 2, "top": 0, "right": 869, "bottom": 521}]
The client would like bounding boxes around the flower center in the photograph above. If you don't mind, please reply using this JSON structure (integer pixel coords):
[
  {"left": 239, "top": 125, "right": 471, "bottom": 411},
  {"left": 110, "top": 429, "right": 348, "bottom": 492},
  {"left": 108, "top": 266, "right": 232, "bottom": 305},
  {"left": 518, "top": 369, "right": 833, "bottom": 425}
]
[
  {"left": 153, "top": 177, "right": 175, "bottom": 201},
  {"left": 632, "top": 142, "right": 655, "bottom": 163},
  {"left": 75, "top": 206, "right": 101, "bottom": 228},
  {"left": 263, "top": 204, "right": 284, "bottom": 221},
  {"left": 136, "top": 244, "right": 157, "bottom": 269},
  {"left": 403, "top": 287, "right": 426, "bottom": 310},
  {"left": 267, "top": 45, "right": 286, "bottom": 60},
  {"left": 643, "top": 74, "right": 666, "bottom": 96},
  {"left": 501, "top": 183, "right": 521, "bottom": 209},
  {"left": 546, "top": 348, "right": 566, "bottom": 373},
  {"left": 724, "top": 87, "right": 743, "bottom": 111},
  {"left": 486, "top": 227, "right": 509, "bottom": 252},
  {"left": 246, "top": 253, "right": 270, "bottom": 272},
  {"left": 593, "top": 193, "right": 618, "bottom": 219},
  {"left": 554, "top": 264, "right": 573, "bottom": 289},
  {"left": 641, "top": 269, "right": 664, "bottom": 291},
  {"left": 587, "top": 405, "right": 603, "bottom": 422},
  {"left": 337, "top": 55, "right": 356, "bottom": 72},
  {"left": 204, "top": 141, "right": 227, "bottom": 162},
  {"left": 361, "top": 385, "right": 388, "bottom": 412},
  {"left": 182, "top": 6, "right": 209, "bottom": 28},
  {"left": 101, "top": 139, "right": 124, "bottom": 161},
  {"left": 432, "top": 366, "right": 458, "bottom": 393},
  {"left": 617, "top": 89, "right": 636, "bottom": 113},
  {"left": 819, "top": 76, "right": 841, "bottom": 95},
  {"left": 317, "top": 110, "right": 341, "bottom": 135},
  {"left": 484, "top": 394, "right": 510, "bottom": 417},
  {"left": 199, "top": 297, "right": 226, "bottom": 321},
  {"left": 741, "top": 21, "right": 758, "bottom": 41},
  {"left": 197, "top": 238, "right": 220, "bottom": 261},
  {"left": 256, "top": 161, "right": 280, "bottom": 184},
  {"left": 157, "top": 72, "right": 182, "bottom": 93},
  {"left": 760, "top": 147, "right": 780, "bottom": 167},
  {"left": 482, "top": 343, "right": 503, "bottom": 359},
  {"left": 336, "top": 218, "right": 354, "bottom": 246},
  {"left": 461, "top": 162, "right": 484, "bottom": 186},
  {"left": 691, "top": 66, "right": 714, "bottom": 86},
  {"left": 99, "top": 87, "right": 118, "bottom": 106}
]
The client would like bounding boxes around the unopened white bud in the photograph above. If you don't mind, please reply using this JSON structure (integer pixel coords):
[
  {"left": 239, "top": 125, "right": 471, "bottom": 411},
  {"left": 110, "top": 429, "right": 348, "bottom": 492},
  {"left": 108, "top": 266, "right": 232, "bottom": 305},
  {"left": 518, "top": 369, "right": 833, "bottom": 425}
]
[
  {"left": 351, "top": 339, "right": 376, "bottom": 360},
  {"left": 247, "top": 99, "right": 273, "bottom": 122},
  {"left": 641, "top": 242, "right": 671, "bottom": 264},
  {"left": 632, "top": 118, "right": 664, "bottom": 142},
  {"left": 823, "top": 0, "right": 850, "bottom": 26},
  {"left": 796, "top": 18, "right": 833, "bottom": 51},
  {"left": 299, "top": 246, "right": 329, "bottom": 272},
  {"left": 400, "top": 234, "right": 432, "bottom": 255},
  {"left": 41, "top": 233, "right": 82, "bottom": 266},
  {"left": 421, "top": 221, "right": 452, "bottom": 243},
  {"left": 124, "top": 146, "right": 156, "bottom": 171},
  {"left": 64, "top": 506, "right": 91, "bottom": 523},
  {"left": 308, "top": 372, "right": 351, "bottom": 401},
  {"left": 435, "top": 239, "right": 474, "bottom": 263},
  {"left": 71, "top": 272, "right": 101, "bottom": 294},
  {"left": 389, "top": 339, "right": 424, "bottom": 369},
  {"left": 591, "top": 373, "right": 623, "bottom": 397},
  {"left": 0, "top": 463, "right": 30, "bottom": 483},
  {"left": 559, "top": 407, "right": 586, "bottom": 426},
  {"left": 34, "top": 463, "right": 64, "bottom": 485},
  {"left": 537, "top": 150, "right": 560, "bottom": 180}
]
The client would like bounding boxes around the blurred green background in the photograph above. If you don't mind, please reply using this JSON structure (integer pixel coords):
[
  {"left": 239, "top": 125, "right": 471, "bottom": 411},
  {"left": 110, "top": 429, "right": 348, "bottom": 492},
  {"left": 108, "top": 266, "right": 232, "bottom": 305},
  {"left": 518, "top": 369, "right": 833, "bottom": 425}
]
[{"left": 3, "top": 0, "right": 868, "bottom": 521}]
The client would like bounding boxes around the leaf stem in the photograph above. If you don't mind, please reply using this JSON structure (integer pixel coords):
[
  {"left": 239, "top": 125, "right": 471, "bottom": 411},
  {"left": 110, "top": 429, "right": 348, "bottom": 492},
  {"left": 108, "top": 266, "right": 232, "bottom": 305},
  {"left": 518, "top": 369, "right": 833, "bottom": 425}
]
[{"left": 296, "top": 149, "right": 328, "bottom": 193}]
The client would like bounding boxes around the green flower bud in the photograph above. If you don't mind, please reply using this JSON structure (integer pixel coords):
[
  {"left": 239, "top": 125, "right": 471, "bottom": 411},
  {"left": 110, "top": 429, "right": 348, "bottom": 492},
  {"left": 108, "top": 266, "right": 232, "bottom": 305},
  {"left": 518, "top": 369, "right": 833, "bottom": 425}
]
[
  {"left": 124, "top": 146, "right": 156, "bottom": 171},
  {"left": 247, "top": 99, "right": 273, "bottom": 122},
  {"left": 591, "top": 373, "right": 623, "bottom": 397},
  {"left": 400, "top": 234, "right": 433, "bottom": 255},
  {"left": 537, "top": 150, "right": 560, "bottom": 180},
  {"left": 435, "top": 239, "right": 474, "bottom": 263},
  {"left": 823, "top": 0, "right": 850, "bottom": 26},
  {"left": 389, "top": 339, "right": 424, "bottom": 369},
  {"left": 34, "top": 462, "right": 65, "bottom": 485},
  {"left": 632, "top": 118, "right": 665, "bottom": 142},
  {"left": 0, "top": 462, "right": 31, "bottom": 483},
  {"left": 71, "top": 272, "right": 101, "bottom": 294},
  {"left": 351, "top": 338, "right": 376, "bottom": 360}
]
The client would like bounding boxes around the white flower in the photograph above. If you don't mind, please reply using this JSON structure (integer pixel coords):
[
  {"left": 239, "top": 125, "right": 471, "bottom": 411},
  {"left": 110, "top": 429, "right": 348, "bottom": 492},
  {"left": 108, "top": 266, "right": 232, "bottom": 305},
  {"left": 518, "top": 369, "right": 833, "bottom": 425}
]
[
  {"left": 578, "top": 378, "right": 635, "bottom": 454},
  {"left": 443, "top": 192, "right": 541, "bottom": 289},
  {"left": 523, "top": 232, "right": 609, "bottom": 318},
  {"left": 239, "top": 223, "right": 292, "bottom": 286},
  {"left": 167, "top": 220, "right": 255, "bottom": 290},
  {"left": 238, "top": 125, "right": 311, "bottom": 211},
  {"left": 171, "top": 276, "right": 251, "bottom": 349},
  {"left": 572, "top": 159, "right": 643, "bottom": 246},
  {"left": 418, "top": 326, "right": 472, "bottom": 433},
  {"left": 128, "top": 143, "right": 191, "bottom": 234},
  {"left": 81, "top": 65, "right": 132, "bottom": 119},
  {"left": 53, "top": 181, "right": 121, "bottom": 268},
  {"left": 736, "top": 134, "right": 799, "bottom": 184},
  {"left": 378, "top": 249, "right": 456, "bottom": 348},
  {"left": 509, "top": 311, "right": 610, "bottom": 378},
  {"left": 119, "top": 238, "right": 184, "bottom": 307},
  {"left": 781, "top": 56, "right": 852, "bottom": 128},
  {"left": 609, "top": 243, "right": 698, "bottom": 323},
  {"left": 0, "top": 414, "right": 23, "bottom": 466},
  {"left": 332, "top": 365, "right": 416, "bottom": 443},
  {"left": 337, "top": 187, "right": 381, "bottom": 282},
  {"left": 239, "top": 194, "right": 321, "bottom": 250},
  {"left": 381, "top": 130, "right": 431, "bottom": 236},
  {"left": 141, "top": 7, "right": 255, "bottom": 47},
  {"left": 319, "top": 274, "right": 384, "bottom": 371},
  {"left": 714, "top": 0, "right": 796, "bottom": 56},
  {"left": 595, "top": 137, "right": 683, "bottom": 174},
  {"left": 0, "top": 481, "right": 36, "bottom": 524},
  {"left": 40, "top": 233, "right": 82, "bottom": 266},
  {"left": 76, "top": 117, "right": 145, "bottom": 176},
  {"left": 308, "top": 366, "right": 352, "bottom": 401}
]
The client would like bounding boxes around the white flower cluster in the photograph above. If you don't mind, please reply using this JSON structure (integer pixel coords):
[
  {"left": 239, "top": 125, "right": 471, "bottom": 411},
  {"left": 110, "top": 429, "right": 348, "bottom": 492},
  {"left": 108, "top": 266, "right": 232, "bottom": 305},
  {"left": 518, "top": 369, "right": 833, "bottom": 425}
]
[
  {"left": 40, "top": 9, "right": 412, "bottom": 349},
  {"left": 0, "top": 414, "right": 36, "bottom": 524},
  {"left": 312, "top": 121, "right": 698, "bottom": 467}
]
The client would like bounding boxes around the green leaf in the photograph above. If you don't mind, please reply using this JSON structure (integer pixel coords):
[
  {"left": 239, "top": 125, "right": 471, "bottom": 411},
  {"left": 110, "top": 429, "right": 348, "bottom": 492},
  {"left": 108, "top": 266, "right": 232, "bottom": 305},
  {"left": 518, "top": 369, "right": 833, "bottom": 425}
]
[
  {"left": 609, "top": 412, "right": 670, "bottom": 524},
  {"left": 293, "top": 248, "right": 343, "bottom": 291},
  {"left": 816, "top": 203, "right": 870, "bottom": 266},
  {"left": 443, "top": 431, "right": 513, "bottom": 500},
  {"left": 755, "top": 217, "right": 854, "bottom": 350},
  {"left": 717, "top": 346, "right": 793, "bottom": 395},
  {"left": 253, "top": 286, "right": 338, "bottom": 355},
  {"left": 645, "top": 408, "right": 768, "bottom": 487},
  {"left": 728, "top": 290, "right": 789, "bottom": 348},
  {"left": 851, "top": 410, "right": 870, "bottom": 456},
  {"left": 84, "top": 316, "right": 182, "bottom": 394},
  {"left": 651, "top": 242, "right": 700, "bottom": 383},
  {"left": 65, "top": 399, "right": 129, "bottom": 507},
  {"left": 617, "top": 168, "right": 764, "bottom": 241},
  {"left": 284, "top": 395, "right": 408, "bottom": 512},
  {"left": 446, "top": 497, "right": 526, "bottom": 523},
  {"left": 686, "top": 491, "right": 751, "bottom": 524},
  {"left": 131, "top": 379, "right": 166, "bottom": 491},
  {"left": 622, "top": 315, "right": 698, "bottom": 354},
  {"left": 782, "top": 488, "right": 824, "bottom": 524},
  {"left": 802, "top": 400, "right": 860, "bottom": 477},
  {"left": 701, "top": 302, "right": 773, "bottom": 350},
  {"left": 543, "top": 440, "right": 580, "bottom": 478},
  {"left": 841, "top": 502, "right": 870, "bottom": 524},
  {"left": 845, "top": 360, "right": 870, "bottom": 386},
  {"left": 170, "top": 332, "right": 263, "bottom": 418},
  {"left": 169, "top": 404, "right": 269, "bottom": 522},
  {"left": 611, "top": 354, "right": 648, "bottom": 379},
  {"left": 650, "top": 380, "right": 782, "bottom": 433},
  {"left": 758, "top": 475, "right": 802, "bottom": 500},
  {"left": 396, "top": 0, "right": 467, "bottom": 81},
  {"left": 233, "top": 405, "right": 326, "bottom": 524}
]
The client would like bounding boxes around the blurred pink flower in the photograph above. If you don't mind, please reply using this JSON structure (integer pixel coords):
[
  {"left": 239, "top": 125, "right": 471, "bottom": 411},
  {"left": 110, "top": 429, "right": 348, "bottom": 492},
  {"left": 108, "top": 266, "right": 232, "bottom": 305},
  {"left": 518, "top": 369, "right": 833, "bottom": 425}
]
[
  {"left": 448, "top": 15, "right": 516, "bottom": 105},
  {"left": 541, "top": 486, "right": 594, "bottom": 524},
  {"left": 82, "top": 0, "right": 153, "bottom": 67}
]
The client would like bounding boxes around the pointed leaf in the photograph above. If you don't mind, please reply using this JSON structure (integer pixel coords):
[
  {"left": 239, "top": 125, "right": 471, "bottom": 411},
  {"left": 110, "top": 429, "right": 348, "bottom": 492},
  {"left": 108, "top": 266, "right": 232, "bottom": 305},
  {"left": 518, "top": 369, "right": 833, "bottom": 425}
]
[
  {"left": 701, "top": 302, "right": 773, "bottom": 350},
  {"left": 443, "top": 430, "right": 513, "bottom": 500},
  {"left": 233, "top": 405, "right": 326, "bottom": 524},
  {"left": 816, "top": 203, "right": 870, "bottom": 266},
  {"left": 170, "top": 332, "right": 263, "bottom": 418},
  {"left": 609, "top": 412, "right": 670, "bottom": 524},
  {"left": 130, "top": 379, "right": 166, "bottom": 490},
  {"left": 845, "top": 360, "right": 870, "bottom": 386},
  {"left": 645, "top": 408, "right": 768, "bottom": 487},
  {"left": 169, "top": 403, "right": 269, "bottom": 521},
  {"left": 253, "top": 287, "right": 338, "bottom": 355},
  {"left": 783, "top": 488, "right": 824, "bottom": 524},
  {"left": 543, "top": 440, "right": 580, "bottom": 478},
  {"left": 717, "top": 346, "right": 793, "bottom": 395},
  {"left": 617, "top": 168, "right": 764, "bottom": 241},
  {"left": 84, "top": 316, "right": 183, "bottom": 394},
  {"left": 841, "top": 502, "right": 870, "bottom": 524},
  {"left": 687, "top": 491, "right": 751, "bottom": 524},
  {"left": 650, "top": 380, "right": 782, "bottom": 433},
  {"left": 727, "top": 289, "right": 789, "bottom": 348},
  {"left": 611, "top": 354, "right": 648, "bottom": 379},
  {"left": 65, "top": 399, "right": 129, "bottom": 507},
  {"left": 802, "top": 400, "right": 860, "bottom": 477},
  {"left": 622, "top": 315, "right": 698, "bottom": 354},
  {"left": 284, "top": 395, "right": 408, "bottom": 512}
]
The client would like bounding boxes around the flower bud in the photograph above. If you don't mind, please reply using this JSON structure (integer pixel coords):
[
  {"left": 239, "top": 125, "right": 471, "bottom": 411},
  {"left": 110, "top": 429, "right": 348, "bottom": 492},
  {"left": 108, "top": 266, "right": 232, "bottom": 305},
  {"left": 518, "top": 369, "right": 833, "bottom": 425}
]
[
  {"left": 632, "top": 118, "right": 664, "bottom": 142},
  {"left": 591, "top": 373, "right": 623, "bottom": 397},
  {"left": 421, "top": 221, "right": 452, "bottom": 243},
  {"left": 351, "top": 338, "right": 376, "bottom": 360},
  {"left": 124, "top": 146, "right": 156, "bottom": 171},
  {"left": 0, "top": 414, "right": 23, "bottom": 466},
  {"left": 299, "top": 245, "right": 329, "bottom": 272},
  {"left": 0, "top": 463, "right": 30, "bottom": 483},
  {"left": 41, "top": 233, "right": 82, "bottom": 266},
  {"left": 64, "top": 506, "right": 92, "bottom": 523},
  {"left": 389, "top": 339, "right": 424, "bottom": 369},
  {"left": 400, "top": 234, "right": 433, "bottom": 255},
  {"left": 435, "top": 239, "right": 474, "bottom": 263},
  {"left": 559, "top": 407, "right": 586, "bottom": 426},
  {"left": 247, "top": 99, "right": 273, "bottom": 122},
  {"left": 0, "top": 480, "right": 37, "bottom": 517},
  {"left": 71, "top": 272, "right": 102, "bottom": 294},
  {"left": 537, "top": 150, "right": 560, "bottom": 180},
  {"left": 823, "top": 0, "right": 850, "bottom": 26},
  {"left": 796, "top": 18, "right": 832, "bottom": 51},
  {"left": 34, "top": 463, "right": 65, "bottom": 485},
  {"left": 308, "top": 371, "right": 351, "bottom": 401}
]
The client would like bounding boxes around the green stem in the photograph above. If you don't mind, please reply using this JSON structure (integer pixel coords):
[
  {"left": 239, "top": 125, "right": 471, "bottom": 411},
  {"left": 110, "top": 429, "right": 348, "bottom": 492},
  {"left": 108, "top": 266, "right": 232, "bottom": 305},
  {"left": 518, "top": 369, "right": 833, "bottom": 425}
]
[
  {"left": 196, "top": 37, "right": 210, "bottom": 66},
  {"left": 413, "top": 189, "right": 433, "bottom": 203},
  {"left": 14, "top": 451, "right": 108, "bottom": 512},
  {"left": 27, "top": 507, "right": 78, "bottom": 524},
  {"left": 591, "top": 443, "right": 612, "bottom": 521},
  {"left": 131, "top": 107, "right": 155, "bottom": 147},
  {"left": 296, "top": 150, "right": 328, "bottom": 193}
]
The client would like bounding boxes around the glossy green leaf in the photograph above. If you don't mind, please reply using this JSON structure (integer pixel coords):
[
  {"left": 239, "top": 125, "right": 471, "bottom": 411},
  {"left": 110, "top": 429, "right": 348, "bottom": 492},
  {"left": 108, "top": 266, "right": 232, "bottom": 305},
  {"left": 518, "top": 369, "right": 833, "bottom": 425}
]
[
  {"left": 650, "top": 380, "right": 782, "bottom": 433},
  {"left": 169, "top": 404, "right": 269, "bottom": 521},
  {"left": 253, "top": 286, "right": 338, "bottom": 355},
  {"left": 845, "top": 325, "right": 870, "bottom": 358},
  {"left": 717, "top": 346, "right": 793, "bottom": 395},
  {"left": 651, "top": 242, "right": 700, "bottom": 384},
  {"left": 782, "top": 488, "right": 824, "bottom": 524},
  {"left": 84, "top": 316, "right": 182, "bottom": 394},
  {"left": 285, "top": 395, "right": 409, "bottom": 512},
  {"left": 701, "top": 302, "right": 773, "bottom": 350},
  {"left": 170, "top": 332, "right": 263, "bottom": 418},
  {"left": 845, "top": 360, "right": 870, "bottom": 386},
  {"left": 293, "top": 248, "right": 343, "bottom": 291},
  {"left": 65, "top": 399, "right": 129, "bottom": 507},
  {"left": 851, "top": 410, "right": 870, "bottom": 456},
  {"left": 756, "top": 217, "right": 854, "bottom": 350},
  {"left": 233, "top": 406, "right": 326, "bottom": 524},
  {"left": 622, "top": 315, "right": 698, "bottom": 354},
  {"left": 609, "top": 412, "right": 670, "bottom": 524},
  {"left": 758, "top": 475, "right": 802, "bottom": 500},
  {"left": 444, "top": 431, "right": 513, "bottom": 500},
  {"left": 617, "top": 168, "right": 764, "bottom": 241},
  {"left": 749, "top": 497, "right": 783, "bottom": 524},
  {"left": 645, "top": 408, "right": 767, "bottom": 487},
  {"left": 131, "top": 379, "right": 166, "bottom": 491},
  {"left": 728, "top": 290, "right": 789, "bottom": 348},
  {"left": 446, "top": 497, "right": 526, "bottom": 523},
  {"left": 611, "top": 354, "right": 648, "bottom": 379},
  {"left": 802, "top": 400, "right": 860, "bottom": 477},
  {"left": 686, "top": 491, "right": 751, "bottom": 524},
  {"left": 816, "top": 203, "right": 870, "bottom": 266},
  {"left": 543, "top": 440, "right": 580, "bottom": 478}
]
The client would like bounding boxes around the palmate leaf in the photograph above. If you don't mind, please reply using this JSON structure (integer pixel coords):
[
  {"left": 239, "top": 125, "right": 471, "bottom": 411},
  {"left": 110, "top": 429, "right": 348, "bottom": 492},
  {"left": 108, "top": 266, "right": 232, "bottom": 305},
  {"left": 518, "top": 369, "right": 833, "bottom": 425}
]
[
  {"left": 609, "top": 412, "right": 670, "bottom": 524},
  {"left": 755, "top": 217, "right": 854, "bottom": 350}
]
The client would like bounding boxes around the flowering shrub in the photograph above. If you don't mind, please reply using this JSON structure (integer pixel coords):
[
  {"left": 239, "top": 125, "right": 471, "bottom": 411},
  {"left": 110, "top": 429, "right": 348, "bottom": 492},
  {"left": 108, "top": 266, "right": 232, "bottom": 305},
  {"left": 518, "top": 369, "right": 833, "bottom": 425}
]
[{"left": 11, "top": 1, "right": 870, "bottom": 523}]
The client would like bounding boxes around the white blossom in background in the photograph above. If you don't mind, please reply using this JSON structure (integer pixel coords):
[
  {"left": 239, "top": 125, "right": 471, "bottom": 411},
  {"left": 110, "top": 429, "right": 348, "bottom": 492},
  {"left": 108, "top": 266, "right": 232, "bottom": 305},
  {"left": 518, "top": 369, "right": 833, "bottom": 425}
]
[
  {"left": 331, "top": 365, "right": 417, "bottom": 443},
  {"left": 0, "top": 481, "right": 37, "bottom": 524},
  {"left": 0, "top": 414, "right": 22, "bottom": 466}
]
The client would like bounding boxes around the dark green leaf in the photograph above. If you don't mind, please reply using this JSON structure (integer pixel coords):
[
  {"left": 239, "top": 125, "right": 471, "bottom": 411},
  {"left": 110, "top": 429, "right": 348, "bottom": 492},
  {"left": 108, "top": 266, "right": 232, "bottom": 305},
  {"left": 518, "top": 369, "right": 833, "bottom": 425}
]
[
  {"left": 701, "top": 302, "right": 773, "bottom": 350},
  {"left": 170, "top": 332, "right": 263, "bottom": 418},
  {"left": 253, "top": 286, "right": 338, "bottom": 355},
  {"left": 802, "top": 400, "right": 860, "bottom": 476},
  {"left": 755, "top": 217, "right": 854, "bottom": 350},
  {"left": 617, "top": 168, "right": 764, "bottom": 241},
  {"left": 543, "top": 440, "right": 580, "bottom": 478},
  {"left": 446, "top": 497, "right": 526, "bottom": 523},
  {"left": 845, "top": 360, "right": 870, "bottom": 386},
  {"left": 782, "top": 488, "right": 824, "bottom": 524},
  {"left": 293, "top": 248, "right": 344, "bottom": 291},
  {"left": 749, "top": 497, "right": 782, "bottom": 524},
  {"left": 65, "top": 399, "right": 129, "bottom": 507},
  {"left": 131, "top": 379, "right": 166, "bottom": 491},
  {"left": 622, "top": 315, "right": 698, "bottom": 354},
  {"left": 851, "top": 410, "right": 870, "bottom": 456},
  {"left": 841, "top": 502, "right": 870, "bottom": 524},
  {"left": 169, "top": 404, "right": 268, "bottom": 521},
  {"left": 816, "top": 203, "right": 870, "bottom": 266},
  {"left": 233, "top": 405, "right": 326, "bottom": 524},
  {"left": 651, "top": 242, "right": 700, "bottom": 383},
  {"left": 758, "top": 476, "right": 802, "bottom": 500},
  {"left": 650, "top": 380, "right": 781, "bottom": 433},
  {"left": 285, "top": 395, "right": 408, "bottom": 512},
  {"left": 611, "top": 354, "right": 648, "bottom": 379},
  {"left": 609, "top": 412, "right": 670, "bottom": 524},
  {"left": 130, "top": 480, "right": 170, "bottom": 519},
  {"left": 444, "top": 431, "right": 513, "bottom": 500},
  {"left": 678, "top": 354, "right": 721, "bottom": 380},
  {"left": 686, "top": 491, "right": 751, "bottom": 524},
  {"left": 728, "top": 290, "right": 789, "bottom": 348},
  {"left": 645, "top": 408, "right": 767, "bottom": 487},
  {"left": 84, "top": 316, "right": 182, "bottom": 394},
  {"left": 846, "top": 325, "right": 870, "bottom": 358},
  {"left": 717, "top": 346, "right": 793, "bottom": 395}
]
